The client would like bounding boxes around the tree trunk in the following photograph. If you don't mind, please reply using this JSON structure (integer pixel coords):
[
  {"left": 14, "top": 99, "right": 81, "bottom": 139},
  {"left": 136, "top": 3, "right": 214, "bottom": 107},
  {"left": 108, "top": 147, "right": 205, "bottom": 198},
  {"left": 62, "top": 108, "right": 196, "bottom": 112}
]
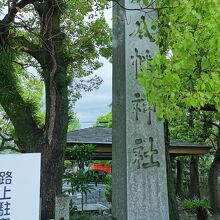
[
  {"left": 40, "top": 68, "right": 68, "bottom": 219},
  {"left": 40, "top": 133, "right": 67, "bottom": 219},
  {"left": 165, "top": 122, "right": 180, "bottom": 220},
  {"left": 189, "top": 156, "right": 200, "bottom": 199},
  {"left": 196, "top": 206, "right": 208, "bottom": 220},
  {"left": 176, "top": 159, "right": 184, "bottom": 199},
  {"left": 39, "top": 0, "right": 69, "bottom": 219},
  {"left": 166, "top": 151, "right": 180, "bottom": 220},
  {"left": 208, "top": 155, "right": 220, "bottom": 217},
  {"left": 40, "top": 65, "right": 68, "bottom": 220}
]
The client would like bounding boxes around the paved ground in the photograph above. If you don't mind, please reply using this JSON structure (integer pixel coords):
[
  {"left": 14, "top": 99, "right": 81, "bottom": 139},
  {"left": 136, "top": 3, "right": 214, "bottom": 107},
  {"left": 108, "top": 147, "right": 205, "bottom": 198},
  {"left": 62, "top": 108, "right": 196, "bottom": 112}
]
[
  {"left": 76, "top": 204, "right": 109, "bottom": 212},
  {"left": 63, "top": 183, "right": 110, "bottom": 207},
  {"left": 76, "top": 184, "right": 108, "bottom": 206}
]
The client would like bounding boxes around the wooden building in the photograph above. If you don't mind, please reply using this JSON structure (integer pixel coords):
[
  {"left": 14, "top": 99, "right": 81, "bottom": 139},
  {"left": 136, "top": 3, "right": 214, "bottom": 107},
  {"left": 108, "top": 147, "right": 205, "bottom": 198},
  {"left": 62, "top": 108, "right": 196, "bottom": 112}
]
[{"left": 66, "top": 127, "right": 211, "bottom": 160}]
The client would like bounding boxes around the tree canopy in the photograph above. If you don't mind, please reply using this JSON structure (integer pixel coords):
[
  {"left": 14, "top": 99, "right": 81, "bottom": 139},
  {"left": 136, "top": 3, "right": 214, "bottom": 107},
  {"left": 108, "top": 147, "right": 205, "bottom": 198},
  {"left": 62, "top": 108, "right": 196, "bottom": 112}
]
[
  {"left": 0, "top": 0, "right": 111, "bottom": 219},
  {"left": 95, "top": 110, "right": 112, "bottom": 128},
  {"left": 139, "top": 0, "right": 220, "bottom": 120}
]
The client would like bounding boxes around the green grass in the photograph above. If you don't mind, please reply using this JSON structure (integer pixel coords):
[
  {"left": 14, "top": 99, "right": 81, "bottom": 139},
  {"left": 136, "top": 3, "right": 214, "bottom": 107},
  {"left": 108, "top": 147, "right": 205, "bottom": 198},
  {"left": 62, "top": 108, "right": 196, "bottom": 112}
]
[
  {"left": 70, "top": 211, "right": 97, "bottom": 220},
  {"left": 180, "top": 199, "right": 211, "bottom": 212}
]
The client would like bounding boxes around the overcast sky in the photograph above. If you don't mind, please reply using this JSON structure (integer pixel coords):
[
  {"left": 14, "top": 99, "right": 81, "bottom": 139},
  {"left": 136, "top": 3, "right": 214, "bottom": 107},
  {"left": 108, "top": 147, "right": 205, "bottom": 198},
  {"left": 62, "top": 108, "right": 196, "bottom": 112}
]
[{"left": 74, "top": 9, "right": 112, "bottom": 128}]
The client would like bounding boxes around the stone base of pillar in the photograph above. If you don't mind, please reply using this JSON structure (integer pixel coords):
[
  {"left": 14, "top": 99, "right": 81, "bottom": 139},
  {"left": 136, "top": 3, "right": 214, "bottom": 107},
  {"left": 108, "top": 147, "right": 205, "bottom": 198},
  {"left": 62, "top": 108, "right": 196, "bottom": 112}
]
[{"left": 55, "top": 194, "right": 70, "bottom": 220}]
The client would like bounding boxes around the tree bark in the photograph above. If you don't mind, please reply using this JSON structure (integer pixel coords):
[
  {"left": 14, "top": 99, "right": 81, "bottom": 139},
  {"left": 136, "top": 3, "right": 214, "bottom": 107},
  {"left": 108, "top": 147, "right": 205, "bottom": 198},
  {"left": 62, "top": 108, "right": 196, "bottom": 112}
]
[
  {"left": 209, "top": 155, "right": 220, "bottom": 217},
  {"left": 209, "top": 128, "right": 220, "bottom": 219},
  {"left": 35, "top": 0, "right": 69, "bottom": 218},
  {"left": 40, "top": 67, "right": 68, "bottom": 219},
  {"left": 176, "top": 159, "right": 184, "bottom": 199},
  {"left": 189, "top": 156, "right": 200, "bottom": 199},
  {"left": 165, "top": 122, "right": 180, "bottom": 220},
  {"left": 39, "top": 2, "right": 69, "bottom": 219}
]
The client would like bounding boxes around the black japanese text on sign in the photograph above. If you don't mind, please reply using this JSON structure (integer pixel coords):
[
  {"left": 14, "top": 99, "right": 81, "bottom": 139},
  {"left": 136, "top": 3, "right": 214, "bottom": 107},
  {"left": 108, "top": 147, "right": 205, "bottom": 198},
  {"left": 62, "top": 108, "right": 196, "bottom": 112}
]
[{"left": 0, "top": 171, "right": 12, "bottom": 220}]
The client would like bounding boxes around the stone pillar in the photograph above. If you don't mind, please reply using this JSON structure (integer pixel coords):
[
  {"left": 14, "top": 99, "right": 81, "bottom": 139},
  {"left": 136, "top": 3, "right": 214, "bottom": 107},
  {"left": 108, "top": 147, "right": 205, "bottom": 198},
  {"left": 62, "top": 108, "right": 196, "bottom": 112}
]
[
  {"left": 112, "top": 1, "right": 169, "bottom": 220},
  {"left": 55, "top": 195, "right": 70, "bottom": 220}
]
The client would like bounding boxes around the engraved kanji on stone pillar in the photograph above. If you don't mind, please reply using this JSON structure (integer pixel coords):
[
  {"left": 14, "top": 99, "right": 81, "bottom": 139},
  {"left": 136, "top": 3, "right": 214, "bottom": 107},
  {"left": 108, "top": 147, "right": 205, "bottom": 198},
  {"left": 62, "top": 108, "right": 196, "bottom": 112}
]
[
  {"left": 131, "top": 48, "right": 152, "bottom": 79},
  {"left": 132, "top": 137, "right": 160, "bottom": 169}
]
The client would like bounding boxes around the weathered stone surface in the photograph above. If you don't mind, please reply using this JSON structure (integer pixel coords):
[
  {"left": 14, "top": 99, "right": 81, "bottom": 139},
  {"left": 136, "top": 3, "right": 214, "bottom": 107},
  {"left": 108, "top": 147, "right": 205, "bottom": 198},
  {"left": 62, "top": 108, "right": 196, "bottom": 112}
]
[
  {"left": 91, "top": 216, "right": 115, "bottom": 220},
  {"left": 55, "top": 195, "right": 70, "bottom": 220},
  {"left": 112, "top": 1, "right": 169, "bottom": 220}
]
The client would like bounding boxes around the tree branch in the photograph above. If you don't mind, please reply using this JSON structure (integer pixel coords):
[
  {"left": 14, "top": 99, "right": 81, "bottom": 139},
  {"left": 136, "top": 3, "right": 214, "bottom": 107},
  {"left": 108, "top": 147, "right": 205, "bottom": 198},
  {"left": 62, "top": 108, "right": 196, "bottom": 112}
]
[
  {"left": 0, "top": 66, "right": 43, "bottom": 152},
  {"left": 0, "top": 145, "right": 21, "bottom": 153},
  {"left": 0, "top": 133, "right": 13, "bottom": 141},
  {"left": 190, "top": 104, "right": 217, "bottom": 112},
  {"left": 200, "top": 104, "right": 217, "bottom": 112},
  {"left": 201, "top": 119, "right": 220, "bottom": 129},
  {"left": 112, "top": 0, "right": 177, "bottom": 12},
  {"left": 0, "top": 0, "right": 40, "bottom": 44},
  {"left": 16, "top": 35, "right": 46, "bottom": 71},
  {"left": 2, "top": 0, "right": 39, "bottom": 24}
]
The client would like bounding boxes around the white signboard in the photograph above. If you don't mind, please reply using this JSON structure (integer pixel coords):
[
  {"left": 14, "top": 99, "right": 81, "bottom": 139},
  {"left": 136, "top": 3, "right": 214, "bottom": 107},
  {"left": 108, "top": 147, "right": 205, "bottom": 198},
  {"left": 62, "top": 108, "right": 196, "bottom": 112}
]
[{"left": 0, "top": 153, "right": 41, "bottom": 220}]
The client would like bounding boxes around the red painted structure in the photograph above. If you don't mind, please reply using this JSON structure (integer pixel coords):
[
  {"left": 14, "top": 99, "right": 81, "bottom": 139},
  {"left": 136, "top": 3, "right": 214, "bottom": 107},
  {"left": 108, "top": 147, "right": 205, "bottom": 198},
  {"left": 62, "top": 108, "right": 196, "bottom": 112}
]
[{"left": 91, "top": 163, "right": 112, "bottom": 174}]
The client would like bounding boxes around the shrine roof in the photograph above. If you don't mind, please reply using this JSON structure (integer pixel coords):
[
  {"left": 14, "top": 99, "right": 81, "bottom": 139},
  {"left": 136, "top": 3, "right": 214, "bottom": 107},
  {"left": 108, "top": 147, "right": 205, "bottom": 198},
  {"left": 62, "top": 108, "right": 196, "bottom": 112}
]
[
  {"left": 67, "top": 127, "right": 210, "bottom": 149},
  {"left": 67, "top": 126, "right": 112, "bottom": 145}
]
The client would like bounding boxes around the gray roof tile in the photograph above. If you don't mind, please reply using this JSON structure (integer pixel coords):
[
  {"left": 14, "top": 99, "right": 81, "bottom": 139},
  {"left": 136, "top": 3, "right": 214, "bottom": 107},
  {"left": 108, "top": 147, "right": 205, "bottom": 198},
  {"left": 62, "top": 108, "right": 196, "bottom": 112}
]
[
  {"left": 67, "top": 127, "right": 210, "bottom": 149},
  {"left": 67, "top": 127, "right": 112, "bottom": 144}
]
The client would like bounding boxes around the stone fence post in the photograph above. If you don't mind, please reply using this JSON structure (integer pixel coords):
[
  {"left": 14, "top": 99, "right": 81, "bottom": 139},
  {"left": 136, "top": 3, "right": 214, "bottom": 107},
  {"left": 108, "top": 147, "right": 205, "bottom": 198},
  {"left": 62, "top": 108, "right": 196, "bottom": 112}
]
[{"left": 55, "top": 194, "right": 70, "bottom": 220}]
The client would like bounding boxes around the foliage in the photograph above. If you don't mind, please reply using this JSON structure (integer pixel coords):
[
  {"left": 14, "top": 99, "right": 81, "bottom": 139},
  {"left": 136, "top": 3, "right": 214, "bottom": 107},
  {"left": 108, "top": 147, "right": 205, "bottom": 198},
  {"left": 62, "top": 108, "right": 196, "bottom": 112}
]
[
  {"left": 94, "top": 160, "right": 112, "bottom": 166},
  {"left": 95, "top": 111, "right": 112, "bottom": 128},
  {"left": 64, "top": 170, "right": 94, "bottom": 195},
  {"left": 180, "top": 199, "right": 211, "bottom": 212},
  {"left": 168, "top": 110, "right": 215, "bottom": 177},
  {"left": 169, "top": 112, "right": 213, "bottom": 143},
  {"left": 64, "top": 144, "right": 95, "bottom": 207},
  {"left": 70, "top": 212, "right": 97, "bottom": 220},
  {"left": 64, "top": 143, "right": 96, "bottom": 212},
  {"left": 104, "top": 174, "right": 112, "bottom": 203},
  {"left": 199, "top": 154, "right": 214, "bottom": 176},
  {"left": 0, "top": 0, "right": 112, "bottom": 122},
  {"left": 0, "top": 0, "right": 112, "bottom": 139},
  {"left": 68, "top": 110, "right": 80, "bottom": 131},
  {"left": 85, "top": 169, "right": 107, "bottom": 184},
  {"left": 66, "top": 144, "right": 94, "bottom": 169},
  {"left": 139, "top": 0, "right": 220, "bottom": 120},
  {"left": 64, "top": 160, "right": 72, "bottom": 168},
  {"left": 62, "top": 0, "right": 112, "bottom": 102},
  {"left": 0, "top": 107, "right": 16, "bottom": 151}
]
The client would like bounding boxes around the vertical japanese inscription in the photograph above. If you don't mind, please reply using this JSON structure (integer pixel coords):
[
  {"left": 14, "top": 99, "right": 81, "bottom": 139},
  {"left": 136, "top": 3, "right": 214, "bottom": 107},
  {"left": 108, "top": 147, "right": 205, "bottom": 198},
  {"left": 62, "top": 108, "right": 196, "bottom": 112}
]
[
  {"left": 131, "top": 48, "right": 152, "bottom": 79},
  {"left": 130, "top": 37, "right": 153, "bottom": 124},
  {"left": 132, "top": 93, "right": 146, "bottom": 121},
  {"left": 132, "top": 137, "right": 160, "bottom": 169},
  {"left": 132, "top": 93, "right": 154, "bottom": 125},
  {"left": 0, "top": 171, "right": 12, "bottom": 220}
]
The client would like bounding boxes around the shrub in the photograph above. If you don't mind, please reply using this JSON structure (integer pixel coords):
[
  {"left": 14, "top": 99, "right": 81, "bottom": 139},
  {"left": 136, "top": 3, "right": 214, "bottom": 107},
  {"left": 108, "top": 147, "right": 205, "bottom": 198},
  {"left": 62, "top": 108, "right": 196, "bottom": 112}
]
[
  {"left": 180, "top": 199, "right": 211, "bottom": 212},
  {"left": 104, "top": 174, "right": 112, "bottom": 203},
  {"left": 70, "top": 212, "right": 94, "bottom": 220}
]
